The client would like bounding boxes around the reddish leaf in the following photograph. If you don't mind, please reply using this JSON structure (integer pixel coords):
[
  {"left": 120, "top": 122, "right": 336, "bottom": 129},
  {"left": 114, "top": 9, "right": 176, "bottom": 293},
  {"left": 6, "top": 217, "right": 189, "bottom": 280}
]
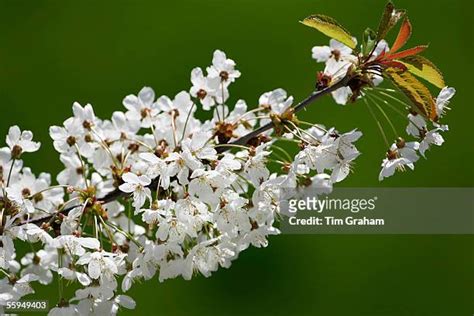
[
  {"left": 390, "top": 18, "right": 412, "bottom": 54},
  {"left": 386, "top": 45, "right": 428, "bottom": 60},
  {"left": 377, "top": 2, "right": 406, "bottom": 41},
  {"left": 380, "top": 60, "right": 408, "bottom": 71}
]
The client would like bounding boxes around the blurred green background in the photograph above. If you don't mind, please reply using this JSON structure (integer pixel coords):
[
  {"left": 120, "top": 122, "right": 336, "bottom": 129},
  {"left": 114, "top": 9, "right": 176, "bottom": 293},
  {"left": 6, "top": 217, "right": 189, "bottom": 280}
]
[{"left": 0, "top": 0, "right": 473, "bottom": 315}]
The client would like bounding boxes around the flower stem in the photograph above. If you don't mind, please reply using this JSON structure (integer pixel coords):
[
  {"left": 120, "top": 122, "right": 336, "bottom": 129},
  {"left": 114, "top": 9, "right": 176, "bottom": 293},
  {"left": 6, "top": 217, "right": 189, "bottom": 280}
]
[{"left": 6, "top": 158, "right": 15, "bottom": 187}]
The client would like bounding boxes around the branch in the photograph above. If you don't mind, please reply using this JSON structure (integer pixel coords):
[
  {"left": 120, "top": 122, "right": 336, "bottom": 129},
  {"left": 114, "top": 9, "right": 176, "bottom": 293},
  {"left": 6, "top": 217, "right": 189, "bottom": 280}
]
[
  {"left": 216, "top": 74, "right": 351, "bottom": 152},
  {"left": 17, "top": 75, "right": 351, "bottom": 227},
  {"left": 19, "top": 175, "right": 161, "bottom": 226}
]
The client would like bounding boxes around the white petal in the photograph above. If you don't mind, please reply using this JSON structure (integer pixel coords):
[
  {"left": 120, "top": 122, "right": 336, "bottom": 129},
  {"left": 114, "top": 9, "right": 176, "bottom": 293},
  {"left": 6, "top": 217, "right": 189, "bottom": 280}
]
[
  {"left": 329, "top": 39, "right": 352, "bottom": 55},
  {"left": 88, "top": 259, "right": 101, "bottom": 279},
  {"left": 116, "top": 295, "right": 136, "bottom": 309},
  {"left": 311, "top": 46, "right": 331, "bottom": 62},
  {"left": 119, "top": 182, "right": 136, "bottom": 193},
  {"left": 139, "top": 152, "right": 160, "bottom": 164},
  {"left": 76, "top": 272, "right": 91, "bottom": 286},
  {"left": 6, "top": 125, "right": 21, "bottom": 147},
  {"left": 156, "top": 95, "right": 173, "bottom": 112},
  {"left": 123, "top": 95, "right": 140, "bottom": 111},
  {"left": 122, "top": 172, "right": 140, "bottom": 184},
  {"left": 138, "top": 87, "right": 155, "bottom": 106},
  {"left": 122, "top": 274, "right": 132, "bottom": 292},
  {"left": 138, "top": 175, "right": 151, "bottom": 186},
  {"left": 331, "top": 87, "right": 351, "bottom": 105},
  {"left": 78, "top": 237, "right": 100, "bottom": 250},
  {"left": 190, "top": 67, "right": 204, "bottom": 86},
  {"left": 58, "top": 267, "right": 75, "bottom": 280}
]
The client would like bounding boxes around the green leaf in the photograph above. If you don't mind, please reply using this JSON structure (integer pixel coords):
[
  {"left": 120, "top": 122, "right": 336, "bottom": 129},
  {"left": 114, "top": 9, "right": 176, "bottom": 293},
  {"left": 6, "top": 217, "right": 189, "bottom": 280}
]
[
  {"left": 377, "top": 2, "right": 406, "bottom": 40},
  {"left": 386, "top": 68, "right": 438, "bottom": 121},
  {"left": 301, "top": 14, "right": 356, "bottom": 49},
  {"left": 400, "top": 55, "right": 445, "bottom": 89},
  {"left": 362, "top": 28, "right": 377, "bottom": 55}
]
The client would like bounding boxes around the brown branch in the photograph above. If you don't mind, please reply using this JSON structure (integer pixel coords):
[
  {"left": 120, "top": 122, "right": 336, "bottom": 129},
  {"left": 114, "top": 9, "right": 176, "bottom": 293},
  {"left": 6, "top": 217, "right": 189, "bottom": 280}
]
[
  {"left": 216, "top": 74, "right": 351, "bottom": 152},
  {"left": 17, "top": 75, "right": 352, "bottom": 227}
]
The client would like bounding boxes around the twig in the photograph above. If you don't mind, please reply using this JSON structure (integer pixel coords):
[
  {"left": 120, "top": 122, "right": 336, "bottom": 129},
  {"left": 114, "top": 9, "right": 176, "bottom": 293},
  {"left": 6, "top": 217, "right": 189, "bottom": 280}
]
[{"left": 216, "top": 74, "right": 351, "bottom": 152}]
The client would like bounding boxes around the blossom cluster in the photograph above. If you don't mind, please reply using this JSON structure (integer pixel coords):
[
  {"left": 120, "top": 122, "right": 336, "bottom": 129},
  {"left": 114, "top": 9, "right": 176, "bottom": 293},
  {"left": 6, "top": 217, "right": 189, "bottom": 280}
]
[
  {"left": 0, "top": 50, "right": 364, "bottom": 315},
  {"left": 311, "top": 39, "right": 456, "bottom": 180}
]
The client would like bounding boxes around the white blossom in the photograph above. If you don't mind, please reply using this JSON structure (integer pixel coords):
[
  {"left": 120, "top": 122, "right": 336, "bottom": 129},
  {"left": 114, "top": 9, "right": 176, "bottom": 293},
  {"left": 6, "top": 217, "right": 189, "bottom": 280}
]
[
  {"left": 119, "top": 172, "right": 152, "bottom": 210},
  {"left": 6, "top": 126, "right": 40, "bottom": 157},
  {"left": 190, "top": 67, "right": 219, "bottom": 110},
  {"left": 123, "top": 87, "right": 159, "bottom": 128}
]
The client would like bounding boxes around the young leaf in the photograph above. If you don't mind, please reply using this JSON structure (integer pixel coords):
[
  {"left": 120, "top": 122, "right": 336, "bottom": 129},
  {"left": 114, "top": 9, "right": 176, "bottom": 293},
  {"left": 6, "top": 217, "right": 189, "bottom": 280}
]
[
  {"left": 301, "top": 14, "right": 356, "bottom": 49},
  {"left": 386, "top": 68, "right": 438, "bottom": 121},
  {"left": 386, "top": 45, "right": 428, "bottom": 60},
  {"left": 400, "top": 55, "right": 445, "bottom": 88},
  {"left": 380, "top": 60, "right": 408, "bottom": 71},
  {"left": 377, "top": 2, "right": 406, "bottom": 40},
  {"left": 362, "top": 28, "right": 377, "bottom": 55},
  {"left": 389, "top": 18, "right": 412, "bottom": 53}
]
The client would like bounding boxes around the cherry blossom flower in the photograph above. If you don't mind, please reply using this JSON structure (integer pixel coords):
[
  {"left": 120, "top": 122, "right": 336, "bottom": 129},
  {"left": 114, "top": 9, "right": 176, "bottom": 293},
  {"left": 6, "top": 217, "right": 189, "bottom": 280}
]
[
  {"left": 57, "top": 154, "right": 87, "bottom": 187},
  {"left": 0, "top": 274, "right": 38, "bottom": 303},
  {"left": 53, "top": 236, "right": 100, "bottom": 256},
  {"left": 50, "top": 117, "right": 95, "bottom": 158},
  {"left": 419, "top": 124, "right": 448, "bottom": 157},
  {"left": 206, "top": 49, "right": 241, "bottom": 84},
  {"left": 379, "top": 156, "right": 414, "bottom": 181},
  {"left": 21, "top": 249, "right": 56, "bottom": 285},
  {"left": 76, "top": 251, "right": 120, "bottom": 281},
  {"left": 312, "top": 39, "right": 355, "bottom": 63},
  {"left": 123, "top": 87, "right": 159, "bottom": 128},
  {"left": 312, "top": 40, "right": 357, "bottom": 105},
  {"left": 406, "top": 114, "right": 449, "bottom": 158},
  {"left": 435, "top": 87, "right": 456, "bottom": 118},
  {"left": 189, "top": 67, "right": 219, "bottom": 110},
  {"left": 258, "top": 88, "right": 294, "bottom": 126},
  {"left": 119, "top": 172, "right": 152, "bottom": 210},
  {"left": 378, "top": 139, "right": 420, "bottom": 180},
  {"left": 6, "top": 126, "right": 40, "bottom": 158},
  {"left": 72, "top": 102, "right": 97, "bottom": 130}
]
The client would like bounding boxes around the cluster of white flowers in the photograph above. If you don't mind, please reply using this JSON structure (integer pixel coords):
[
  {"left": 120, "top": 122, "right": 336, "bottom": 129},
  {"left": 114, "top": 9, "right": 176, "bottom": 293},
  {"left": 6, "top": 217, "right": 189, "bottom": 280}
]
[
  {"left": 311, "top": 40, "right": 456, "bottom": 180},
  {"left": 312, "top": 39, "right": 388, "bottom": 105},
  {"left": 0, "top": 50, "right": 365, "bottom": 315},
  {"left": 378, "top": 86, "right": 454, "bottom": 180}
]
